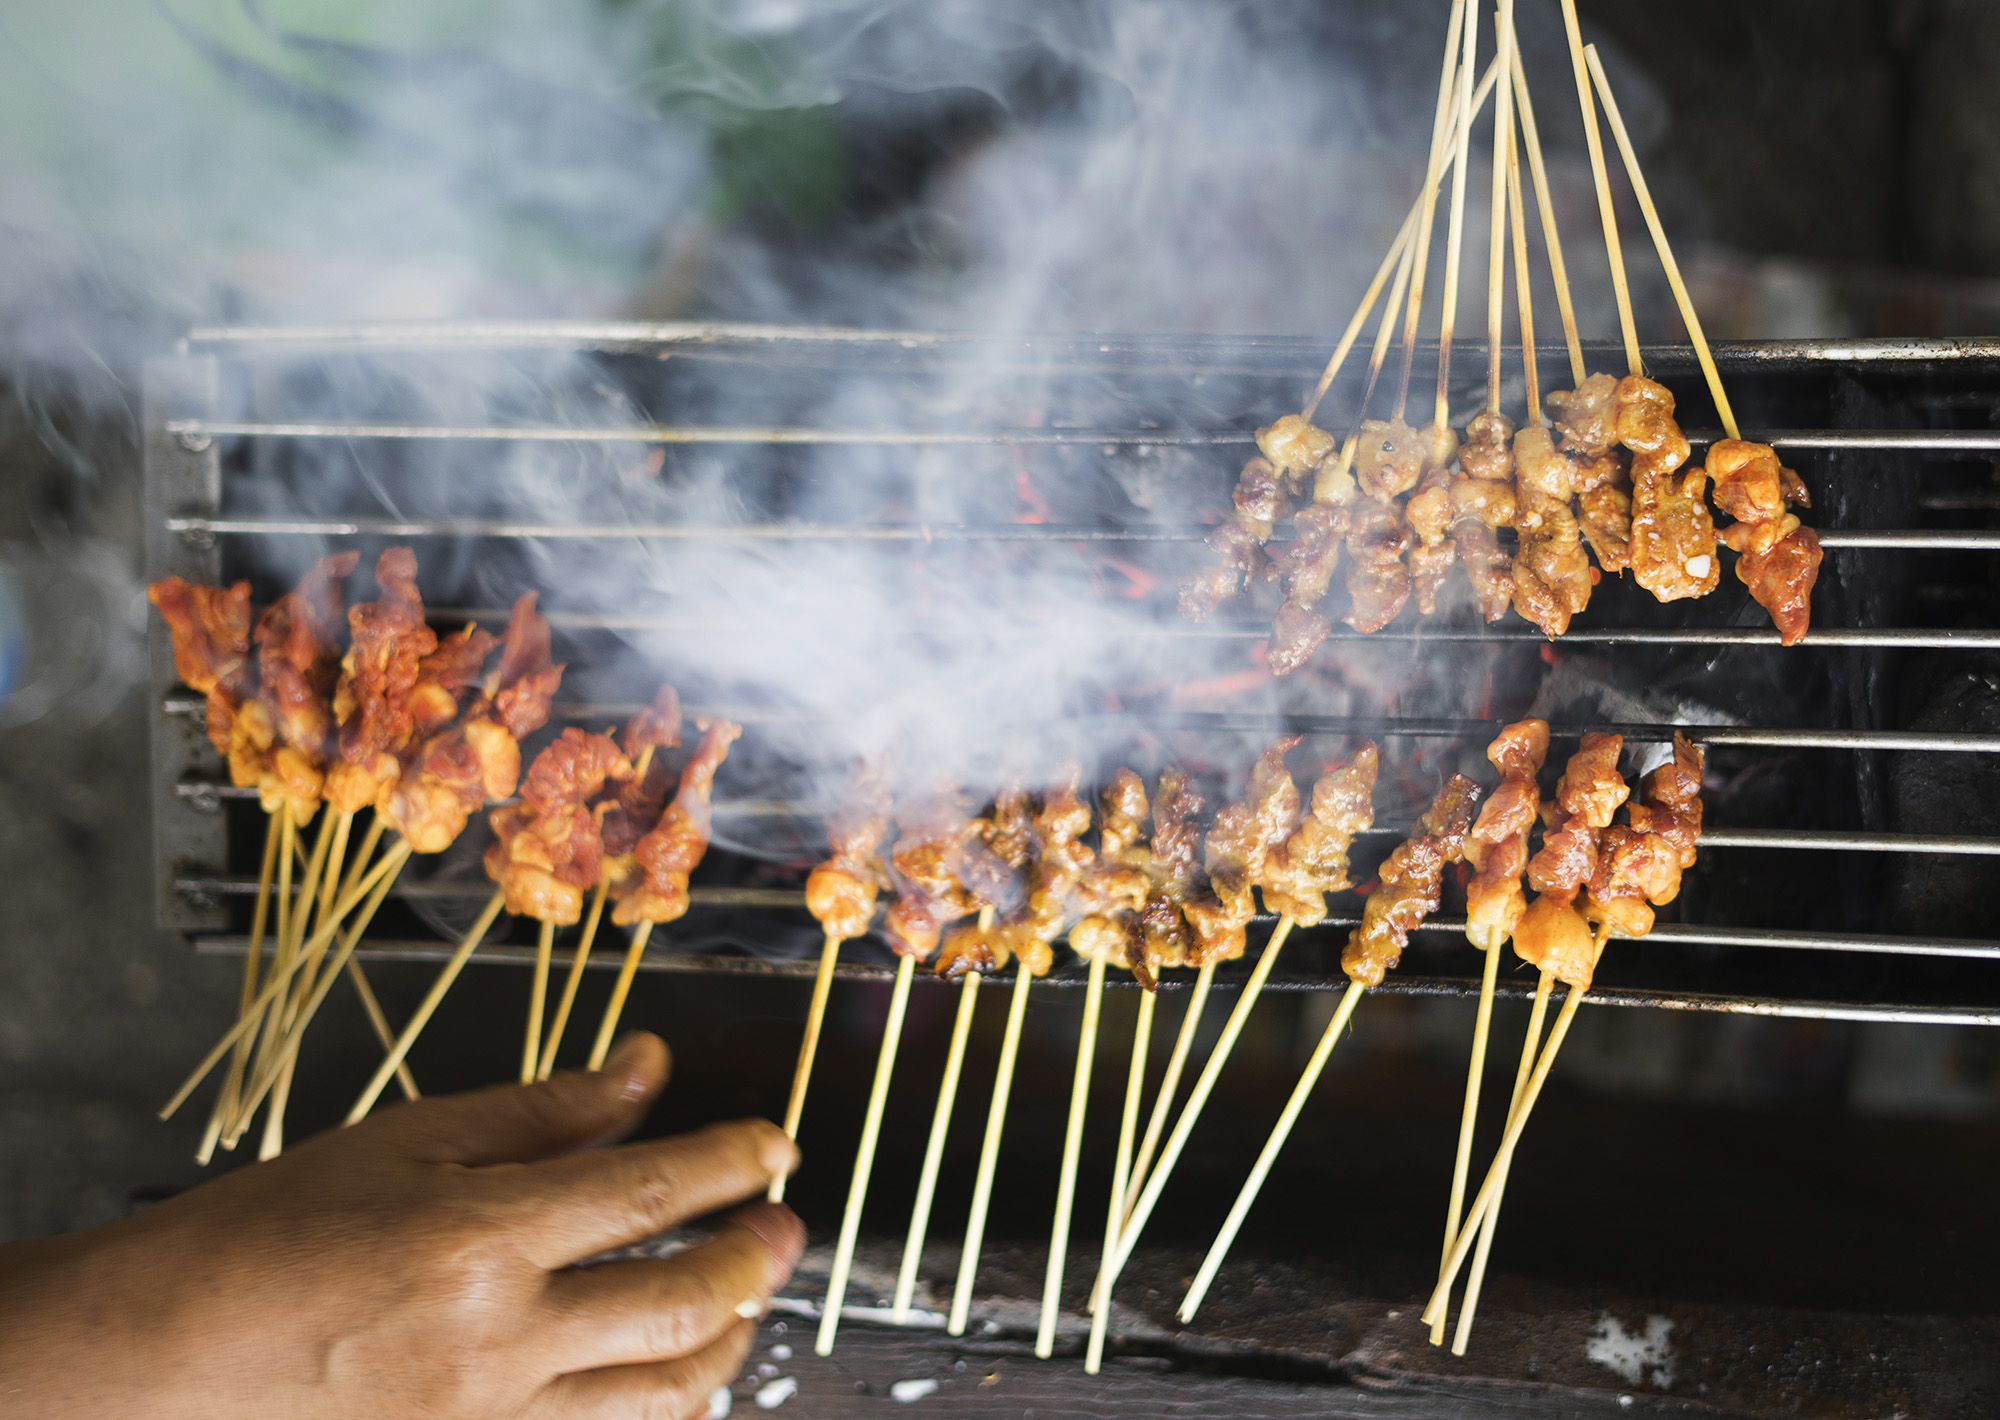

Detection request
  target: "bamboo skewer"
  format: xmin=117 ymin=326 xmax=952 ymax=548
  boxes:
xmin=1036 ymin=952 xmax=1108 ymax=1358
xmin=522 ymin=919 xmax=556 ymax=1084
xmin=160 ymin=836 xmax=410 ymax=1123
xmin=1118 ymin=960 xmax=1213 ymax=1224
xmin=344 ymin=956 xmax=419 ymax=1100
xmin=1559 ymin=0 xmax=1639 ymax=376
xmin=346 ymin=885 xmax=507 ymax=1125
xmin=1431 ymin=924 xmax=1505 ymax=1346
xmin=1302 ymin=205 xmax=1421 ymax=424
xmin=947 ymin=956 xmax=1033 ymax=1337
xmin=1430 ymin=0 xmax=1481 ymax=431
xmin=1505 ymin=67 xmax=1542 ymax=425
xmin=198 ymin=811 xmax=279 ymax=1164
xmin=892 ymin=909 xmax=994 ymax=1319
xmin=1510 ymin=46 xmax=1584 ymax=387
xmin=1083 ymin=983 xmax=1155 ymax=1373
xmin=251 ymin=813 xmax=298 ymax=1105
xmin=1585 ymin=45 xmax=1741 ymax=439
xmin=771 ymin=931 xmax=843 ymax=1204
xmin=227 ymin=851 xmax=412 ymax=1140
xmin=256 ymin=806 xmax=347 ymax=1158
xmin=1394 ymin=0 xmax=1471 ymax=421
xmin=1451 ymin=968 xmax=1554 ymax=1354
xmin=1098 ymin=919 xmax=1295 ymax=1303
xmin=1422 ymin=969 xmax=1592 ymax=1327
xmin=816 ymin=950 xmax=918 ymax=1357
xmin=1484 ymin=0 xmax=1517 ymax=415
xmin=1178 ymin=981 xmax=1366 ymax=1322
xmin=587 ymin=920 xmax=657 ymax=1071
xmin=538 ymin=882 xmax=608 ymax=1081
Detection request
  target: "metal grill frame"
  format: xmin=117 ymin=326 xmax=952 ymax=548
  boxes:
xmin=144 ymin=324 xmax=2000 ymax=1024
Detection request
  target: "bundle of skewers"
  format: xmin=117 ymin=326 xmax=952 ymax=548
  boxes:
xmin=149 ymin=547 xmax=740 ymax=1151
xmin=1183 ymin=0 xmax=1824 ymax=674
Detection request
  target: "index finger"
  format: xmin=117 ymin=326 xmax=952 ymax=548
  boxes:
xmin=501 ymin=1119 xmax=799 ymax=1267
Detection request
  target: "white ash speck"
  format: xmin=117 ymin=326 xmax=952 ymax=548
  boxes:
xmin=769 ymin=1344 xmax=793 ymax=1361
xmin=705 ymin=1385 xmax=732 ymax=1419
xmin=891 ymin=1378 xmax=940 ymax=1403
xmin=753 ymin=1376 xmax=798 ymax=1410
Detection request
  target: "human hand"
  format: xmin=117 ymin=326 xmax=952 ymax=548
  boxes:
xmin=0 ymin=1032 xmax=801 ymax=1420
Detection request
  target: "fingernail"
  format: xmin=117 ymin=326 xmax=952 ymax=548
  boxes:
xmin=733 ymin=1296 xmax=765 ymax=1319
xmin=758 ymin=1128 xmax=802 ymax=1177
xmin=728 ymin=1200 xmax=806 ymax=1295
xmin=602 ymin=1033 xmax=653 ymax=1101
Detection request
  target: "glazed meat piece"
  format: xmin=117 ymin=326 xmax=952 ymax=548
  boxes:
xmin=1617 ymin=376 xmax=1718 ymax=604
xmin=1577 ymin=480 xmax=1634 ymax=574
xmin=1453 ymin=520 xmax=1514 ymax=623
xmin=1510 ymin=425 xmax=1593 ymax=637
xmin=1182 ymin=739 xmax=1301 ymax=967
xmin=1354 ymin=418 xmax=1428 ymax=500
xmin=1099 ymin=770 xmax=1150 ymax=863
xmin=1260 ymin=743 xmax=1379 ymax=926
xmin=1458 ymin=411 xmax=1515 ymax=482
xmin=1546 ymin=372 xmax=1621 ymax=456
xmin=1450 ymin=472 xmax=1518 ymax=530
xmin=1526 ymin=732 xmax=1629 ymax=901
xmin=484 ymin=729 xmax=633 ymax=924
xmin=254 ymin=551 xmax=357 ymax=765
xmin=1341 ymin=773 xmax=1480 ymax=987
xmin=1405 ymin=465 xmax=1459 ymax=617
xmin=337 ymin=548 xmax=438 ymax=766
xmin=486 ymin=592 xmax=565 ymax=739
xmin=1464 ymin=719 xmax=1550 ymax=950
xmin=612 ymin=717 xmax=742 ymax=927
xmin=986 ymin=768 xmax=1099 ymax=979
xmin=599 ymin=685 xmax=686 ymax=876
xmin=149 ymin=576 xmax=254 ymax=710
xmin=1265 ymin=499 xmax=1352 ymax=676
xmin=1071 ymin=771 xmax=1157 ymax=978
xmin=1134 ymin=768 xmax=1203 ymax=975
xmin=881 ymin=790 xmax=980 ymax=959
xmin=1267 ymin=601 xmax=1333 ymax=679
xmin=1585 ymin=733 xmax=1707 ymax=938
xmin=1511 ymin=893 xmax=1598 ymax=990
xmin=1708 ymin=439 xmax=1821 ymax=644
xmin=805 ymin=758 xmax=894 ymax=944
xmin=1180 ymin=457 xmax=1290 ymax=619
xmin=1256 ymin=415 xmax=1339 ymax=488
xmin=1343 ymin=498 xmax=1414 ymax=633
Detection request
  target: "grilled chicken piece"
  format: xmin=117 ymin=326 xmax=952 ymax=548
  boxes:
xmin=1256 ymin=415 xmax=1339 ymax=490
xmin=1546 ymin=372 xmax=1622 ymax=456
xmin=1464 ymin=719 xmax=1550 ymax=950
xmin=1514 ymin=732 xmax=1630 ymax=989
xmin=483 ymin=729 xmax=633 ymax=925
xmin=1341 ymin=773 xmax=1480 ymax=987
xmin=1511 ymin=893 xmax=1598 ymax=990
xmin=1406 ymin=465 xmax=1458 ymax=616
xmin=1260 ymin=743 xmax=1379 ymax=926
xmin=1453 ymin=520 xmax=1514 ymax=623
xmin=1180 ymin=457 xmax=1289 ymax=619
xmin=1265 ymin=498 xmax=1352 ymax=676
xmin=1584 ymin=732 xmax=1706 ymax=939
xmin=1458 ymin=410 xmax=1515 ymax=481
xmin=611 ymin=717 xmax=741 ymax=927
xmin=1354 ymin=418 xmax=1427 ymax=500
xmin=880 ymin=789 xmax=980 ymax=959
xmin=1511 ymin=426 xmax=1593 ymax=637
xmin=1181 ymin=738 xmax=1300 ymax=966
xmin=1344 ymin=497 xmax=1414 ymax=632
xmin=1708 ymin=438 xmax=1821 ymax=644
xmin=1618 ymin=376 xmax=1719 ymax=603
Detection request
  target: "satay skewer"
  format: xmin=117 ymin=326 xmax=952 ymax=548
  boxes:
xmin=1429 ymin=0 xmax=1481 ymax=431
xmin=1559 ymin=0 xmax=1639 ymax=376
xmin=1036 ymin=950 xmax=1108 ymax=1358
xmin=161 ymin=839 xmax=413 ymax=1122
xmin=521 ymin=919 xmax=556 ymax=1084
xmin=348 ymin=885 xmax=507 ymax=1124
xmin=1504 ymin=52 xmax=1542 ymax=426
xmin=537 ymin=882 xmax=608 ymax=1081
xmin=771 ymin=930 xmax=841 ymax=1204
xmin=1096 ymin=916 xmax=1295 ymax=1298
xmin=892 ymin=907 xmax=993 ymax=1323
xmin=816 ymin=949 xmax=918 ymax=1356
xmin=1393 ymin=0 xmax=1470 ymax=421
xmin=1484 ymin=0 xmax=1517 ymax=416
xmin=1584 ymin=45 xmax=1740 ymax=440
xmin=1510 ymin=44 xmax=1584 ymax=387
xmin=199 ymin=812 xmax=280 ymax=1164
xmin=1452 ymin=965 xmax=1558 ymax=1354
xmin=587 ymin=922 xmax=655 ymax=1071
xmin=1118 ymin=961 xmax=1214 ymax=1222
xmin=1431 ymin=924 xmax=1502 ymax=1347
xmin=947 ymin=954 xmax=1033 ymax=1336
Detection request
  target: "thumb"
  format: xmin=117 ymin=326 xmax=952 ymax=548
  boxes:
xmin=367 ymin=1032 xmax=672 ymax=1167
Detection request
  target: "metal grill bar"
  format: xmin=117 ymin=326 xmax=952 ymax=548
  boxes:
xmin=161 ymin=416 xmax=2000 ymax=455
xmin=182 ymin=935 xmax=2000 ymax=1025
xmin=163 ymin=515 xmax=1999 ymax=552
xmin=155 ymin=695 xmax=2000 ymax=753
xmin=159 ymin=789 xmax=2000 ymax=856
xmin=171 ymin=876 xmax=2000 ymax=958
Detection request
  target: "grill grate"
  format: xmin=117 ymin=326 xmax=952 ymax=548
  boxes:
xmin=145 ymin=323 xmax=2000 ymax=1028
